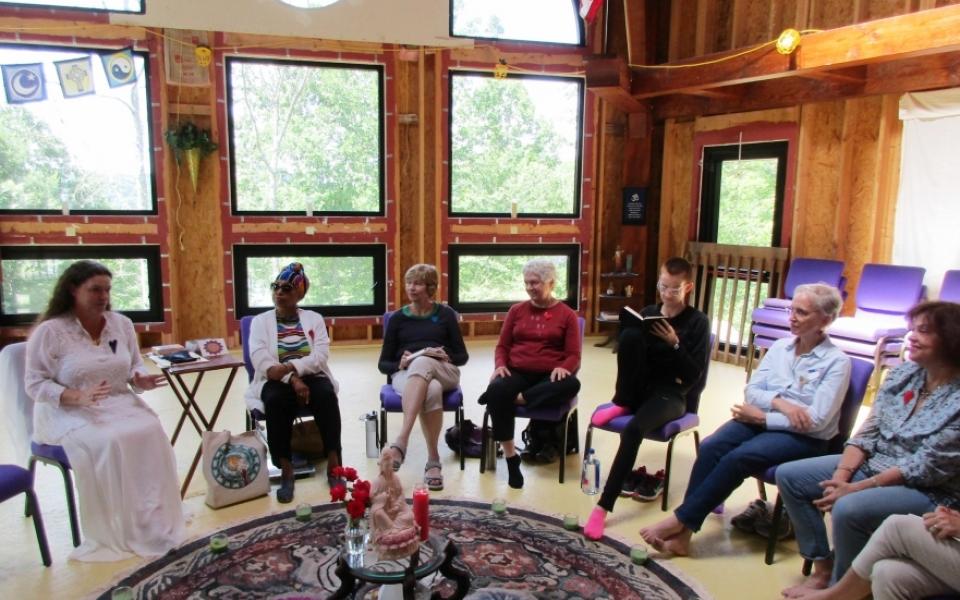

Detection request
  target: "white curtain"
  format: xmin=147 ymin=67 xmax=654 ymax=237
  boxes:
xmin=894 ymin=88 xmax=960 ymax=299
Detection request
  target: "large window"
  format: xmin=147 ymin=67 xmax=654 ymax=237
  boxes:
xmin=226 ymin=57 xmax=384 ymax=215
xmin=0 ymin=1 xmax=144 ymax=12
xmin=448 ymin=244 xmax=579 ymax=313
xmin=0 ymin=245 xmax=162 ymax=325
xmin=450 ymin=0 xmax=583 ymax=46
xmin=449 ymin=72 xmax=583 ymax=217
xmin=233 ymin=244 xmax=386 ymax=318
xmin=0 ymin=44 xmax=154 ymax=213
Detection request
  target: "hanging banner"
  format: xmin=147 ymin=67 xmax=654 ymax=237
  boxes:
xmin=55 ymin=56 xmax=95 ymax=98
xmin=101 ymin=48 xmax=137 ymax=88
xmin=2 ymin=63 xmax=46 ymax=104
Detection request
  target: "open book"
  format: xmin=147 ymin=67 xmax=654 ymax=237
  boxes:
xmin=622 ymin=305 xmax=668 ymax=325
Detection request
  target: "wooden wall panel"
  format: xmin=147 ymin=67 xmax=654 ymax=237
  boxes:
xmin=865 ymin=0 xmax=912 ymax=19
xmin=792 ymin=101 xmax=845 ymax=259
xmin=810 ymin=0 xmax=856 ymax=29
xmin=657 ymin=118 xmax=696 ymax=261
xmin=669 ymin=1 xmax=699 ymax=60
xmin=736 ymin=0 xmax=776 ymax=46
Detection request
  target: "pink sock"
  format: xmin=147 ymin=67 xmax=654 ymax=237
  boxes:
xmin=584 ymin=507 xmax=606 ymax=540
xmin=592 ymin=405 xmax=629 ymax=426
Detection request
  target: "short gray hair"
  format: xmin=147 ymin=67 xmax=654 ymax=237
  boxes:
xmin=522 ymin=259 xmax=556 ymax=285
xmin=794 ymin=283 xmax=843 ymax=321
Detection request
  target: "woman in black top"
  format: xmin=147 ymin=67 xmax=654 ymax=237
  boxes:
xmin=378 ymin=264 xmax=468 ymax=490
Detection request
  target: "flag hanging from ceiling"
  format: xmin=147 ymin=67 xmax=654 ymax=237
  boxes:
xmin=580 ymin=0 xmax=603 ymax=24
xmin=55 ymin=56 xmax=95 ymax=98
xmin=2 ymin=63 xmax=46 ymax=104
xmin=101 ymin=48 xmax=137 ymax=88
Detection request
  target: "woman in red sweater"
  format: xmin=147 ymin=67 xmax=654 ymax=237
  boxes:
xmin=478 ymin=259 xmax=582 ymax=488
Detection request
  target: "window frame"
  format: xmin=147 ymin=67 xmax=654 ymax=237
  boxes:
xmin=0 ymin=42 xmax=157 ymax=216
xmin=232 ymin=243 xmax=387 ymax=318
xmin=0 ymin=0 xmax=145 ymax=13
xmin=0 ymin=244 xmax=163 ymax=325
xmin=447 ymin=243 xmax=580 ymax=314
xmin=698 ymin=141 xmax=788 ymax=246
xmin=225 ymin=56 xmax=386 ymax=217
xmin=448 ymin=0 xmax=585 ymax=47
xmin=447 ymin=70 xmax=584 ymax=219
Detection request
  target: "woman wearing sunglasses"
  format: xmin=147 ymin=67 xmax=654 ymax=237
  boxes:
xmin=244 ymin=262 xmax=341 ymax=503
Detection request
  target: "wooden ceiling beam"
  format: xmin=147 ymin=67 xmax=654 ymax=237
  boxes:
xmin=632 ymin=3 xmax=960 ymax=99
xmin=650 ymin=50 xmax=960 ymax=120
xmin=585 ymin=57 xmax=646 ymax=112
xmin=795 ymin=66 xmax=867 ymax=85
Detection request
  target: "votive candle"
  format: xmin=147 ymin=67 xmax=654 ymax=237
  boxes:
xmin=630 ymin=544 xmax=648 ymax=565
xmin=210 ymin=533 xmax=229 ymax=554
xmin=412 ymin=483 xmax=430 ymax=541
xmin=296 ymin=503 xmax=312 ymax=522
xmin=491 ymin=498 xmax=507 ymax=515
xmin=562 ymin=513 xmax=579 ymax=531
xmin=111 ymin=586 xmax=134 ymax=600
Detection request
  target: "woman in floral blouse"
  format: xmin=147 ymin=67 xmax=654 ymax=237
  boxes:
xmin=778 ymin=301 xmax=960 ymax=598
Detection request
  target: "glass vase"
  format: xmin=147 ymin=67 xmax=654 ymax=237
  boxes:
xmin=344 ymin=517 xmax=369 ymax=568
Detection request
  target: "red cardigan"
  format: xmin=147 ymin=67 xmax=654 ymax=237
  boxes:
xmin=495 ymin=301 xmax=581 ymax=373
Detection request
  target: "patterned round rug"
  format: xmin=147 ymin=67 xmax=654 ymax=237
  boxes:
xmin=99 ymin=499 xmax=707 ymax=599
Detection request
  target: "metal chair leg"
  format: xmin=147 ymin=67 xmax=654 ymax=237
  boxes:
xmin=479 ymin=409 xmax=491 ymax=474
xmin=378 ymin=405 xmax=388 ymax=452
xmin=25 ymin=489 xmax=52 ymax=567
xmin=757 ymin=478 xmax=768 ymax=501
xmin=662 ymin=436 xmax=676 ymax=512
xmin=457 ymin=406 xmax=465 ymax=471
xmin=59 ymin=463 xmax=81 ymax=547
xmin=764 ymin=494 xmax=784 ymax=565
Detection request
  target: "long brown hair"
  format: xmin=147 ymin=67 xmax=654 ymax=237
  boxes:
xmin=39 ymin=260 xmax=112 ymax=323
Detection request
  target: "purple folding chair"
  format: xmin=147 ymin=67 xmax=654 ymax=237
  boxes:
xmin=939 ymin=270 xmax=960 ymax=302
xmin=1 ymin=464 xmax=51 ymax=566
xmin=1 ymin=342 xmax=81 ymax=549
xmin=754 ymin=358 xmax=874 ymax=568
xmin=827 ymin=264 xmax=925 ymax=388
xmin=379 ymin=310 xmax=466 ymax=471
xmin=583 ymin=333 xmax=715 ymax=510
xmin=479 ymin=318 xmax=585 ymax=484
xmin=747 ymin=258 xmax=846 ymax=375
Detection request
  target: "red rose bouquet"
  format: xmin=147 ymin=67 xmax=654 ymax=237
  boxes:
xmin=329 ymin=466 xmax=371 ymax=526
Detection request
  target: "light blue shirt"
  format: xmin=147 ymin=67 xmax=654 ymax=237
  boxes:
xmin=745 ymin=336 xmax=852 ymax=440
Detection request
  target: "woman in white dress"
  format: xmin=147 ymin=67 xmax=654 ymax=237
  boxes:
xmin=25 ymin=260 xmax=185 ymax=561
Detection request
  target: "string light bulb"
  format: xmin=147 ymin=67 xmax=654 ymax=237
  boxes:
xmin=493 ymin=59 xmax=508 ymax=80
xmin=776 ymin=28 xmax=801 ymax=55
xmin=194 ymin=45 xmax=213 ymax=67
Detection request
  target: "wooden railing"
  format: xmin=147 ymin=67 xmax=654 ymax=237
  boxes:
xmin=685 ymin=242 xmax=789 ymax=366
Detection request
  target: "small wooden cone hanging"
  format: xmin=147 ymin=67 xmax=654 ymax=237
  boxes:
xmin=184 ymin=148 xmax=201 ymax=193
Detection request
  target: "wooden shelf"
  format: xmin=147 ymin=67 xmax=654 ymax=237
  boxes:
xmin=169 ymin=103 xmax=213 ymax=116
xmin=600 ymin=272 xmax=640 ymax=278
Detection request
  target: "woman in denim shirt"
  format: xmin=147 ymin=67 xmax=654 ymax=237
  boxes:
xmin=779 ymin=301 xmax=960 ymax=598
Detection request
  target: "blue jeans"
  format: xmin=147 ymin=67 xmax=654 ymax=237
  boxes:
xmin=776 ymin=454 xmax=936 ymax=583
xmin=674 ymin=420 xmax=827 ymax=531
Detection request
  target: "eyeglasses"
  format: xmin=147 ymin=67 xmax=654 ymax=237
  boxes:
xmin=656 ymin=283 xmax=684 ymax=296
xmin=270 ymin=283 xmax=295 ymax=293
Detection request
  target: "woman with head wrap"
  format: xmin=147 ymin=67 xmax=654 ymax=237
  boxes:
xmin=244 ymin=262 xmax=341 ymax=503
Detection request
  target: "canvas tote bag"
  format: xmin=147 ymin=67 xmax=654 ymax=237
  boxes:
xmin=202 ymin=429 xmax=270 ymax=508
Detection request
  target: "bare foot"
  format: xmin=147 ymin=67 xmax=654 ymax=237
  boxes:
xmin=640 ymin=514 xmax=686 ymax=543
xmin=659 ymin=529 xmax=692 ymax=556
xmin=781 ymin=572 xmax=831 ymax=598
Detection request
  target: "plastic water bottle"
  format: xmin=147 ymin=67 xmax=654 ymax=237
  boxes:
xmin=581 ymin=448 xmax=600 ymax=495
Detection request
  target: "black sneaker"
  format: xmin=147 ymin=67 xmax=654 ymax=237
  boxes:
xmin=731 ymin=499 xmax=770 ymax=534
xmin=620 ymin=466 xmax=648 ymax=497
xmin=755 ymin=510 xmax=794 ymax=540
xmin=633 ymin=469 xmax=665 ymax=501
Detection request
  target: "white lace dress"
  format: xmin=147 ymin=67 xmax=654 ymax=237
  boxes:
xmin=25 ymin=312 xmax=185 ymax=561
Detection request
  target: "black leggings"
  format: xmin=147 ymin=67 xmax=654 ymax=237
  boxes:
xmin=479 ymin=368 xmax=581 ymax=441
xmin=599 ymin=325 xmax=687 ymax=512
xmin=262 ymin=375 xmax=341 ymax=469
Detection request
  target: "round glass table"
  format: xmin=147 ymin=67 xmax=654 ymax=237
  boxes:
xmin=330 ymin=534 xmax=470 ymax=599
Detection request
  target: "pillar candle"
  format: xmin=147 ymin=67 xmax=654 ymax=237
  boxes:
xmin=412 ymin=483 xmax=430 ymax=541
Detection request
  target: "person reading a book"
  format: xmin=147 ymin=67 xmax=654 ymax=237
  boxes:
xmin=478 ymin=258 xmax=582 ymax=489
xmin=25 ymin=260 xmax=185 ymax=560
xmin=244 ymin=262 xmax=341 ymax=503
xmin=379 ymin=264 xmax=468 ymax=491
xmin=583 ymin=256 xmax=710 ymax=539
xmin=639 ymin=283 xmax=850 ymax=557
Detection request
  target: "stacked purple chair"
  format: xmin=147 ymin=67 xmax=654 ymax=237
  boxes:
xmin=583 ymin=333 xmax=715 ymax=511
xmin=1 ymin=342 xmax=81 ymax=549
xmin=1 ymin=464 xmax=51 ymax=566
xmin=825 ymin=264 xmax=925 ymax=387
xmin=939 ymin=270 xmax=960 ymax=302
xmin=479 ymin=318 xmax=585 ymax=484
xmin=379 ymin=310 xmax=466 ymax=471
xmin=747 ymin=258 xmax=845 ymax=375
